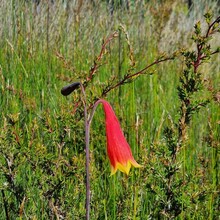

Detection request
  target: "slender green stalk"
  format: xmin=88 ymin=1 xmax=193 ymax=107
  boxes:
xmin=61 ymin=82 xmax=94 ymax=219
xmin=1 ymin=190 xmax=9 ymax=220
xmin=80 ymin=88 xmax=104 ymax=220
xmin=80 ymin=83 xmax=90 ymax=220
xmin=6 ymin=39 xmax=28 ymax=78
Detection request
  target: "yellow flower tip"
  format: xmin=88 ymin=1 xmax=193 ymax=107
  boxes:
xmin=110 ymin=166 xmax=117 ymax=176
xmin=110 ymin=160 xmax=142 ymax=176
xmin=130 ymin=159 xmax=142 ymax=168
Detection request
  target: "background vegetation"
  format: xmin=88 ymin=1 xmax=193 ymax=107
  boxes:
xmin=0 ymin=0 xmax=219 ymax=219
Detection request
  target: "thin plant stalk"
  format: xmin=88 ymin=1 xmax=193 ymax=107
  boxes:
xmin=80 ymin=85 xmax=103 ymax=220
xmin=62 ymin=82 xmax=103 ymax=220
xmin=80 ymin=83 xmax=90 ymax=220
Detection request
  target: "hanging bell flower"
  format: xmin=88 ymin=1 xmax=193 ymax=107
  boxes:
xmin=99 ymin=99 xmax=141 ymax=175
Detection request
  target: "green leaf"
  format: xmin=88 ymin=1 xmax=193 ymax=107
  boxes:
xmin=204 ymin=11 xmax=213 ymax=25
xmin=194 ymin=21 xmax=201 ymax=35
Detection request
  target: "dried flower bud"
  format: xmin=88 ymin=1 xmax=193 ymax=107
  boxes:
xmin=61 ymin=82 xmax=80 ymax=96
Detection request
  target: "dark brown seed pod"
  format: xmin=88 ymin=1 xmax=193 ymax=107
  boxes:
xmin=61 ymin=82 xmax=80 ymax=96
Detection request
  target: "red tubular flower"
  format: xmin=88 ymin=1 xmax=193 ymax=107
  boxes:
xmin=99 ymin=99 xmax=141 ymax=175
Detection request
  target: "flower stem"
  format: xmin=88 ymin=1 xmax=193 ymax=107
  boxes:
xmin=80 ymin=83 xmax=90 ymax=220
xmin=88 ymin=100 xmax=102 ymax=127
xmin=61 ymin=83 xmax=102 ymax=220
xmin=80 ymin=88 xmax=104 ymax=220
xmin=85 ymin=118 xmax=90 ymax=220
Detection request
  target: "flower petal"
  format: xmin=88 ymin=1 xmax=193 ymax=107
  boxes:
xmin=99 ymin=99 xmax=141 ymax=175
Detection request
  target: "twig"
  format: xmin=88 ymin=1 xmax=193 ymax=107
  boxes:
xmin=194 ymin=16 xmax=220 ymax=73
xmin=102 ymin=56 xmax=174 ymax=96
xmin=205 ymin=16 xmax=220 ymax=38
xmin=87 ymin=31 xmax=118 ymax=81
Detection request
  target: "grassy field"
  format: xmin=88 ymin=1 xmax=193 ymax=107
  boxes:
xmin=0 ymin=0 xmax=220 ymax=219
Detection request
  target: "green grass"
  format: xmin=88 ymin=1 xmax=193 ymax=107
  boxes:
xmin=0 ymin=0 xmax=219 ymax=219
